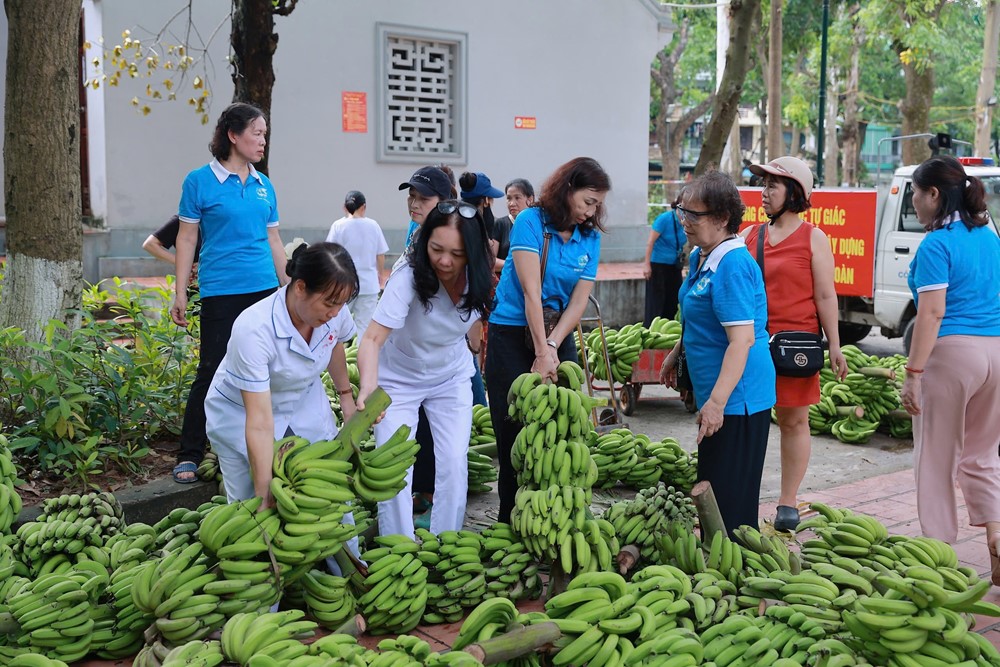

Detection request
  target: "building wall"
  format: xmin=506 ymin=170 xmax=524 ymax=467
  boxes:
xmin=3 ymin=0 xmax=672 ymax=278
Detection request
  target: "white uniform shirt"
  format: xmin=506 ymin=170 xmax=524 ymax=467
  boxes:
xmin=325 ymin=216 xmax=389 ymax=296
xmin=206 ymin=286 xmax=356 ymax=444
xmin=373 ymin=262 xmax=478 ymax=386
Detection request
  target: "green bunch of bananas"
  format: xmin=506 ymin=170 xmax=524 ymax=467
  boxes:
xmin=131 ymin=641 xmax=169 ymax=667
xmin=479 ymin=522 xmax=543 ymax=602
xmin=452 ymin=596 xmax=519 ymax=651
xmin=731 ymin=524 xmax=802 ymax=576
xmin=414 ymin=529 xmax=485 ymax=624
xmin=219 ymin=609 xmax=318 ymax=665
xmin=512 ymin=429 xmax=598 ymax=490
xmin=588 ymin=429 xmax=640 ymax=488
xmin=102 ymin=523 xmax=157 ymax=571
xmin=509 ymin=485 xmax=590 ymax=561
xmin=95 ymin=559 xmax=155 ymax=659
xmin=603 ymin=482 xmax=696 ymax=563
xmin=159 ymin=639 xmax=225 ymax=667
xmin=622 ymin=436 xmax=662 ymax=489
xmin=308 ymin=633 xmax=368 ymax=665
xmin=586 ymin=324 xmax=644 ymax=384
xmin=467 ymin=448 xmax=497 ymax=494
xmin=553 ymin=518 xmax=618 ymax=575
xmin=151 ymin=507 xmax=205 ymax=554
xmin=678 ymin=572 xmax=742 ymax=632
xmin=0 ymin=434 xmax=22 ymax=535
xmin=351 ymin=426 xmax=420 ymax=503
xmin=645 ymin=437 xmax=699 ymax=493
xmin=376 ymin=634 xmax=485 ymax=666
xmin=4 ymin=563 xmax=108 ymax=663
xmin=13 ymin=517 xmax=111 ymax=578
xmin=300 ymin=568 xmax=356 ymax=630
xmin=469 ymin=404 xmax=496 ymax=446
xmin=3 ymin=654 xmax=71 ymax=667
xmin=358 ymin=535 xmax=429 ymax=634
xmin=739 ymin=570 xmax=848 ymax=631
xmin=39 ymin=491 xmax=124 ymax=529
xmin=195 ymin=450 xmax=223 ymax=484
xmin=645 ymin=316 xmax=682 ymax=349
xmin=506 ymin=371 xmax=600 ymax=437
xmin=798 ymin=508 xmax=892 ymax=563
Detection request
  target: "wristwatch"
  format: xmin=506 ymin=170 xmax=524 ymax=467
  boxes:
xmin=545 ymin=339 xmax=558 ymax=349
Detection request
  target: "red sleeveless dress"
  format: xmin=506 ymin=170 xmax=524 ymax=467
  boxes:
xmin=745 ymin=222 xmax=821 ymax=407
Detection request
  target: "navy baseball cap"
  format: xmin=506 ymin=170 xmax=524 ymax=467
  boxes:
xmin=460 ymin=172 xmax=504 ymax=200
xmin=399 ymin=167 xmax=452 ymax=199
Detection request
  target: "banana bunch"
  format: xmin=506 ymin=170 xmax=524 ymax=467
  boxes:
xmin=152 ymin=506 xmax=205 ymax=553
xmin=308 ymin=633 xmax=369 ymax=666
xmin=5 ymin=654 xmax=71 ymax=667
xmin=479 ymin=522 xmax=543 ymax=602
xmin=358 ymin=535 xmax=429 ymax=634
xmin=554 ymin=519 xmax=619 ymax=575
xmin=603 ymin=482 xmax=696 ymax=563
xmin=453 ymin=596 xmax=519 ymax=651
xmin=414 ymin=529 xmax=485 ymax=624
xmin=300 ymin=568 xmax=356 ymax=629
xmin=798 ymin=510 xmax=891 ymax=564
xmin=622 ymin=435 xmax=663 ymax=489
xmin=886 ymin=410 xmax=913 ymax=439
xmin=469 ymin=403 xmax=496 ymax=446
xmin=506 ymin=372 xmax=600 ymax=437
xmin=97 ymin=560 xmax=156 ymax=658
xmin=732 ymin=524 xmax=803 ymax=576
xmin=351 ymin=426 xmax=420 ymax=503
xmin=623 ymin=626 xmax=704 ymax=666
xmin=103 ymin=524 xmax=157 ymax=571
xmin=555 ymin=359 xmax=588 ymax=391
xmin=0 ymin=433 xmax=22 ymax=535
xmin=195 ymin=450 xmax=223 ymax=483
xmin=374 ymin=635 xmax=486 ymax=666
xmin=645 ymin=437 xmax=699 ymax=493
xmin=509 ymin=485 xmax=590 ymax=560
xmin=645 ymin=316 xmax=682 ymax=350
xmin=13 ymin=517 xmax=109 ymax=577
xmin=739 ymin=570 xmax=848 ymax=631
xmin=4 ymin=564 xmax=108 ymax=663
xmin=588 ymin=428 xmax=640 ymax=488
xmin=586 ymin=324 xmax=644 ymax=383
xmin=219 ymin=609 xmax=318 ymax=665
xmin=39 ymin=490 xmax=124 ymax=531
xmin=159 ymin=639 xmax=225 ymax=667
xmin=467 ymin=448 xmax=497 ymax=494
xmin=512 ymin=428 xmax=598 ymax=489
xmin=270 ymin=436 xmax=360 ymax=576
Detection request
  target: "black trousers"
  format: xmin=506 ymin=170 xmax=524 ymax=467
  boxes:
xmin=485 ymin=323 xmax=577 ymax=523
xmin=696 ymin=408 xmax=771 ymax=537
xmin=177 ymin=288 xmax=276 ymax=465
xmin=644 ymin=262 xmax=683 ymax=327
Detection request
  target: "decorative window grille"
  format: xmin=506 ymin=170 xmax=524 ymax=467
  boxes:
xmin=376 ymin=25 xmax=467 ymax=163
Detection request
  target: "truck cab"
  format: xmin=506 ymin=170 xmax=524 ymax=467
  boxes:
xmin=838 ymin=159 xmax=1000 ymax=350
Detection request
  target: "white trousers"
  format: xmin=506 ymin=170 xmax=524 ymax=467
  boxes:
xmin=375 ymin=373 xmax=472 ymax=538
xmin=350 ymin=293 xmax=379 ymax=340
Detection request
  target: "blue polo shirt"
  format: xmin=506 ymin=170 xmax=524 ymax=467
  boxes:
xmin=651 ymin=210 xmax=686 ymax=264
xmin=680 ymin=238 xmax=775 ymax=413
xmin=908 ymin=217 xmax=1000 ymax=337
xmin=178 ymin=160 xmax=280 ymax=297
xmin=404 ymin=220 xmax=419 ymax=248
xmin=490 ymin=207 xmax=601 ymax=326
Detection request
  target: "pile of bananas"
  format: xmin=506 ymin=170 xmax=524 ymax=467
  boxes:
xmin=195 ymin=450 xmax=223 ymax=484
xmin=644 ymin=316 xmax=682 ymax=350
xmin=512 ymin=427 xmax=598 ymax=489
xmin=219 ymin=609 xmax=318 ymax=665
xmin=588 ymin=429 xmax=641 ymax=488
xmin=587 ymin=429 xmax=699 ymax=492
xmin=506 ymin=369 xmax=600 ymax=437
xmin=603 ymin=482 xmax=697 ymax=562
xmin=415 ymin=529 xmax=486 ymax=624
xmin=152 ymin=504 xmax=212 ymax=553
xmin=467 ymin=404 xmax=498 ymax=492
xmin=510 ymin=485 xmax=589 ymax=559
xmin=373 ymin=635 xmax=485 ymax=667
xmin=469 ymin=404 xmax=495 ymax=447
xmin=97 ymin=559 xmax=156 ymax=658
xmin=299 ymin=568 xmax=356 ymax=629
xmin=0 ymin=434 xmax=22 ymax=534
xmin=583 ymin=318 xmax=680 ymax=384
xmin=479 ymin=522 xmax=543 ymax=601
xmin=358 ymin=535 xmax=429 ymax=634
xmin=732 ymin=524 xmax=803 ymax=576
xmin=452 ymin=596 xmax=519 ymax=650
xmin=351 ymin=425 xmax=420 ymax=503
xmin=3 ymin=563 xmax=108 ymax=663
xmin=4 ymin=654 xmax=72 ymax=667
xmin=467 ymin=448 xmax=497 ymax=494
xmin=645 ymin=436 xmax=699 ymax=493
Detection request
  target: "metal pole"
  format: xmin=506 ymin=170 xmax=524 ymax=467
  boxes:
xmin=816 ymin=0 xmax=830 ymax=186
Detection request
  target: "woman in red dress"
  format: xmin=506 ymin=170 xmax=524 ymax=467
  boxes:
xmin=745 ymin=157 xmax=848 ymax=532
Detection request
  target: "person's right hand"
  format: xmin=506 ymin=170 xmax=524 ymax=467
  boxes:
xmin=170 ymin=293 xmax=188 ymax=327
xmin=354 ymin=386 xmax=386 ymax=423
xmin=643 ymin=262 xmax=652 ymax=280
xmin=659 ymin=348 xmax=679 ymax=388
xmin=531 ymin=348 xmax=559 ymax=382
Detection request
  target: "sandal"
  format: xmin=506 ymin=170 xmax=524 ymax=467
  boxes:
xmin=774 ymin=505 xmax=801 ymax=533
xmin=172 ymin=461 xmax=198 ymax=484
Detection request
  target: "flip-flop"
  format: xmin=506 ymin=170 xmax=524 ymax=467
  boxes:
xmin=172 ymin=461 xmax=198 ymax=484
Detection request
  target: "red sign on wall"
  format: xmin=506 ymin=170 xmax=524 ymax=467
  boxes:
xmin=738 ymin=188 xmax=878 ymax=298
xmin=514 ymin=116 xmax=536 ymax=130
xmin=342 ymin=92 xmax=367 ymax=133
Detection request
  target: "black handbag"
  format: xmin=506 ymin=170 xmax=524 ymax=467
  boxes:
xmin=755 ymin=225 xmax=825 ymax=378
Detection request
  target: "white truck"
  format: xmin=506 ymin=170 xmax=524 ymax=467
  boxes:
xmin=739 ymin=156 xmax=1000 ymax=353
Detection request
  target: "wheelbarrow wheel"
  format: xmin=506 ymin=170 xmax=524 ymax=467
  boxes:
xmin=620 ymin=384 xmax=637 ymax=416
xmin=598 ymin=408 xmax=617 ymax=427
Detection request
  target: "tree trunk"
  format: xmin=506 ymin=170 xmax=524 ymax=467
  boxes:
xmin=230 ymin=0 xmax=280 ymax=175
xmin=974 ymin=0 xmax=1000 ymax=157
xmin=898 ymin=61 xmax=934 ymax=166
xmin=790 ymin=126 xmax=801 ymax=157
xmin=652 ymin=19 xmax=694 ymax=182
xmin=823 ymin=67 xmax=839 ymax=186
xmin=1 ymin=0 xmax=83 ymax=340
xmin=841 ymin=5 xmax=863 ymax=186
xmin=695 ymin=0 xmax=762 ymax=175
xmin=664 ymin=97 xmax=715 ymax=181
xmin=766 ymin=0 xmax=784 ymax=159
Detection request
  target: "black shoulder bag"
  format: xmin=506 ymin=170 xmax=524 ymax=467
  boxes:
xmin=755 ymin=225 xmax=825 ymax=377
xmin=524 ymin=230 xmax=563 ymax=353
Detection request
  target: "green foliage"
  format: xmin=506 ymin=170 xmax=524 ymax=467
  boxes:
xmin=0 ymin=279 xmax=199 ymax=489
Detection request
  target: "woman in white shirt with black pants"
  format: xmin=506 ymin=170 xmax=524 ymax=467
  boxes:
xmin=356 ymin=201 xmax=494 ymax=538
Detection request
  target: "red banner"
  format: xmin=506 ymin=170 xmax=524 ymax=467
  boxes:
xmin=738 ymin=188 xmax=877 ymax=298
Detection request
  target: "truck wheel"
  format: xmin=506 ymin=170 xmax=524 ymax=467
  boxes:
xmin=838 ymin=322 xmax=872 ymax=345
xmin=903 ymin=319 xmax=914 ymax=356
xmin=620 ymin=384 xmax=637 ymax=416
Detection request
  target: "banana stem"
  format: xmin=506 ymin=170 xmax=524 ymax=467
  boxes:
xmin=887 ymin=409 xmax=912 ymax=421
xmin=858 ymin=366 xmax=896 ymax=380
xmin=834 ymin=405 xmax=865 ymax=418
xmin=333 ymin=614 xmax=366 ymax=637
xmin=342 ymin=387 xmax=392 ymax=450
xmin=469 ymin=442 xmax=498 ymax=458
xmin=691 ymin=481 xmax=727 ymax=541
xmin=461 ymin=621 xmax=562 ymax=664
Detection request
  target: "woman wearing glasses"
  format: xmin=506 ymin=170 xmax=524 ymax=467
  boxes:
xmin=659 ymin=171 xmax=775 ymax=535
xmin=356 ymin=200 xmax=493 ymax=538
xmin=486 ymin=157 xmax=611 ymax=523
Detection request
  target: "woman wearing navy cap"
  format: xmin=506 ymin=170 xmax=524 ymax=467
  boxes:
xmin=486 ymin=157 xmax=611 ymax=522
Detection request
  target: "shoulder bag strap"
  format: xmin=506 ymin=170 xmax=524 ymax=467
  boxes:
xmin=672 ymin=211 xmax=682 ymax=264
xmin=755 ymin=223 xmax=770 ymax=334
xmin=539 ymin=230 xmax=553 ymax=305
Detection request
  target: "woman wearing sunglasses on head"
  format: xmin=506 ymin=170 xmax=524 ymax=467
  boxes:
xmin=486 ymin=157 xmax=611 ymax=523
xmin=356 ymin=200 xmax=494 ymax=538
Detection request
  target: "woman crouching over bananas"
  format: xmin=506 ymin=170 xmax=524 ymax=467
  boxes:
xmin=485 ymin=157 xmax=611 ymax=524
xmin=205 ymin=242 xmax=362 ymax=571
xmin=356 ymin=200 xmax=494 ymax=538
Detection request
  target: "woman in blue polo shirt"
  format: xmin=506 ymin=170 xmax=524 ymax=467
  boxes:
xmin=643 ymin=197 xmax=686 ymax=326
xmin=899 ymin=156 xmax=1000 ymax=582
xmin=169 ymin=103 xmax=290 ymax=484
xmin=658 ymin=171 xmax=775 ymax=535
xmin=486 ymin=156 xmax=611 ymax=522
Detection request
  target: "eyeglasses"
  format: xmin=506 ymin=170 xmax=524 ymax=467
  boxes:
xmin=437 ymin=201 xmax=478 ymax=219
xmin=674 ymin=204 xmax=716 ymax=223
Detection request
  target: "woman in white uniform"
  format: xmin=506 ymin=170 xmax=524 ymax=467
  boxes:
xmin=206 ymin=242 xmax=360 ymax=504
xmin=357 ymin=201 xmax=494 ymax=538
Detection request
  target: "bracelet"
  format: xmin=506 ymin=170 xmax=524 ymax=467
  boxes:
xmin=904 ymin=366 xmax=924 ymax=374
xmin=545 ymin=339 xmax=558 ymax=349
xmin=338 ymin=388 xmax=354 ymax=396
